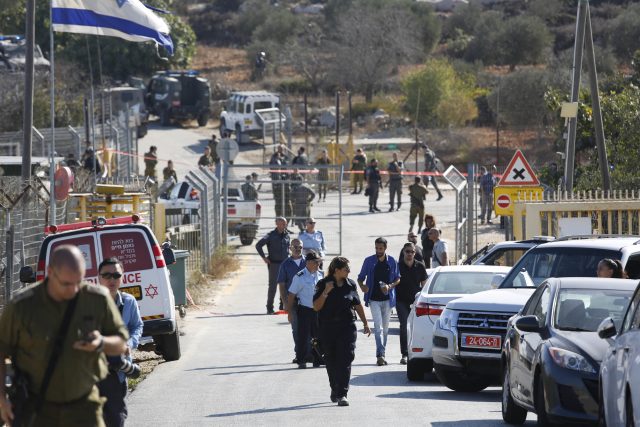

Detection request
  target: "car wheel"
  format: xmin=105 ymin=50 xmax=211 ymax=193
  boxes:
xmin=407 ymin=358 xmax=432 ymax=381
xmin=502 ymin=366 xmax=527 ymax=424
xmin=627 ymin=390 xmax=635 ymax=427
xmin=158 ymin=323 xmax=181 ymax=362
xmin=160 ymin=109 xmax=171 ymax=126
xmin=434 ymin=364 xmax=491 ymax=392
xmin=235 ymin=124 xmax=243 ymax=144
xmin=535 ymin=374 xmax=556 ymax=426
xmin=197 ymin=112 xmax=209 ymax=127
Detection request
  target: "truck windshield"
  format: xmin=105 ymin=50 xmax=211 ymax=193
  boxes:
xmin=499 ymin=247 xmax=621 ymax=288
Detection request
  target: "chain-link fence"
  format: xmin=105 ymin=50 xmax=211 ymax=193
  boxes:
xmin=0 ymin=177 xmax=65 ymax=311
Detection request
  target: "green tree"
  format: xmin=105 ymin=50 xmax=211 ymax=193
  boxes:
xmin=402 ymin=59 xmax=478 ymax=127
xmin=607 ymin=4 xmax=640 ymax=62
xmin=330 ymin=0 xmax=422 ymax=103
xmin=464 ymin=11 xmax=505 ymax=64
xmin=0 ymin=0 xmax=196 ymax=80
xmin=497 ymin=15 xmax=553 ymax=70
xmin=488 ymin=69 xmax=551 ymax=128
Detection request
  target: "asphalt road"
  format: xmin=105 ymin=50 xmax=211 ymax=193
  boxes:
xmin=127 ymin=125 xmax=535 ymax=426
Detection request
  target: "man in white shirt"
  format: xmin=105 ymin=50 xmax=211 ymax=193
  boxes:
xmin=428 ymin=228 xmax=449 ymax=267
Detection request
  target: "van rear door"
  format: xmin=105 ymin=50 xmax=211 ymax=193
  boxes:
xmin=97 ymin=228 xmax=174 ymax=322
xmin=44 ymin=233 xmax=100 ymax=283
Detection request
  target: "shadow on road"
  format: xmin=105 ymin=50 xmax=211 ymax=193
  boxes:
xmin=185 ymin=363 xmax=290 ymax=372
xmin=209 ymin=366 xmax=309 ymax=376
xmin=350 ymin=370 xmax=439 ymax=387
xmin=207 ymin=402 xmax=334 ymax=418
xmin=377 ymin=389 xmax=501 ymax=403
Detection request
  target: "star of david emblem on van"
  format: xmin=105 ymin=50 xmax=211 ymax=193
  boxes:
xmin=116 ymin=0 xmax=127 ymax=8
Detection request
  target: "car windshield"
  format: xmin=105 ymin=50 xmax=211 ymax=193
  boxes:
xmin=429 ymin=272 xmax=499 ymax=294
xmin=477 ymin=247 xmax=528 ymax=267
xmin=500 ymin=247 xmax=621 ymax=288
xmin=554 ymin=289 xmax=631 ymax=332
xmin=254 ymin=101 xmax=273 ymax=110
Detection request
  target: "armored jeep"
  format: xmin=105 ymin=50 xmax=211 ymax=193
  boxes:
xmin=146 ymin=71 xmax=211 ymax=127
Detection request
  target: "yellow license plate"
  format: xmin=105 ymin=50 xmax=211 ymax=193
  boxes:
xmin=120 ymin=285 xmax=142 ymax=301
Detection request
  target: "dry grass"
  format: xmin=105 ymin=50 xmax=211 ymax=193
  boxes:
xmin=128 ymin=349 xmax=163 ymax=391
xmin=187 ymin=245 xmax=240 ymax=305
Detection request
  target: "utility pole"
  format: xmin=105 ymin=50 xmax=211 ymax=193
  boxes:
xmin=564 ymin=0 xmax=611 ymax=192
xmin=564 ymin=0 xmax=587 ymax=193
xmin=21 ymin=0 xmax=36 ymax=183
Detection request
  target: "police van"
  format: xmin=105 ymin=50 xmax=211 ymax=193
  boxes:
xmin=21 ymin=215 xmax=181 ymax=361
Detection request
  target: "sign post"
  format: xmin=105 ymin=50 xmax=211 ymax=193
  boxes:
xmin=494 ymin=150 xmax=543 ymax=219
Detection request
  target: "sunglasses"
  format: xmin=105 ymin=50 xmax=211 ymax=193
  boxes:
xmin=292 ymin=245 xmax=303 ymax=249
xmin=404 ymin=250 xmax=416 ymax=254
xmin=100 ymin=272 xmax=122 ymax=280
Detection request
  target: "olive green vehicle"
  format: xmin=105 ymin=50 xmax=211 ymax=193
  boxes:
xmin=145 ymin=71 xmax=211 ymax=127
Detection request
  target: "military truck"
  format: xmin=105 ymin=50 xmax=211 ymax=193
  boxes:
xmin=0 ymin=35 xmax=50 ymax=72
xmin=103 ymin=86 xmax=149 ymax=138
xmin=146 ymin=71 xmax=211 ymax=127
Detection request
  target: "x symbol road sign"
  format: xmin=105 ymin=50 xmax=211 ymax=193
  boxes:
xmin=513 ymin=168 xmax=526 ymax=180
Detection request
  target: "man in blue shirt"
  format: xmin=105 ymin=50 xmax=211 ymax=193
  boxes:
xmin=277 ymin=238 xmax=307 ymax=362
xmin=288 ymin=251 xmax=324 ymax=369
xmin=97 ymin=257 xmax=144 ymax=427
xmin=357 ymin=237 xmax=400 ymax=366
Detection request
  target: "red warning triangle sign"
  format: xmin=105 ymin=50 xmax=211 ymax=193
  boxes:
xmin=498 ymin=150 xmax=540 ymax=186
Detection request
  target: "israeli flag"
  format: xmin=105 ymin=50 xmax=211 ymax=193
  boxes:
xmin=52 ymin=0 xmax=173 ymax=55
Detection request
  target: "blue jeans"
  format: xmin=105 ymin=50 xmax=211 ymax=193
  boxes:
xmin=369 ymin=300 xmax=391 ymax=357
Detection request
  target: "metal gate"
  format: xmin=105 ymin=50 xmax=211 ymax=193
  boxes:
xmin=225 ymin=163 xmax=344 ymax=256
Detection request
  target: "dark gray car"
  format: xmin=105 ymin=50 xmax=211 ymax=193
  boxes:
xmin=501 ymin=277 xmax=637 ymax=425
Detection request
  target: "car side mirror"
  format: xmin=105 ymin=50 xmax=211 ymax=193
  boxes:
xmin=490 ymin=273 xmax=506 ymax=289
xmin=19 ymin=266 xmax=36 ymax=284
xmin=515 ymin=315 xmax=541 ymax=333
xmin=162 ymin=242 xmax=176 ymax=265
xmin=597 ymin=317 xmax=617 ymax=339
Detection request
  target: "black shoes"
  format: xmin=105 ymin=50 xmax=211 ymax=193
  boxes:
xmin=338 ymin=397 xmax=349 ymax=406
xmin=330 ymin=395 xmax=338 ymax=403
xmin=388 ymin=207 xmax=394 ymax=212
xmin=369 ymin=208 xmax=375 ymax=213
xmin=267 ymin=309 xmax=275 ymax=315
xmin=373 ymin=207 xmax=381 ymax=212
xmin=298 ymin=363 xmax=307 ymax=369
xmin=437 ymin=194 xmax=443 ymax=201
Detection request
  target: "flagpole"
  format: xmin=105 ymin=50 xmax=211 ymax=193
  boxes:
xmin=21 ymin=0 xmax=35 ymax=184
xmin=49 ymin=0 xmax=57 ymax=226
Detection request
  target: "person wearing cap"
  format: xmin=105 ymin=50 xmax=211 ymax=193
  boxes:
xmin=397 ymin=232 xmax=424 ymax=264
xmin=241 ymin=175 xmax=259 ymax=201
xmin=277 ymin=239 xmax=307 ymax=363
xmin=255 ymin=217 xmax=291 ymax=314
xmin=287 ymin=251 xmax=324 ymax=369
xmin=314 ymin=257 xmax=371 ymax=406
xmin=396 ymin=242 xmax=427 ymax=365
xmin=298 ymin=218 xmax=327 ymax=259
xmin=351 ymin=148 xmax=367 ymax=194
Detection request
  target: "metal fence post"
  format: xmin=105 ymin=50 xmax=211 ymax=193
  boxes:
xmin=339 ymin=164 xmax=343 ymax=255
xmin=466 ymin=164 xmax=475 ymax=258
xmin=5 ymin=224 xmax=14 ymax=303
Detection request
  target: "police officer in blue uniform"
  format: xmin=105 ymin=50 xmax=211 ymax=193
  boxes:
xmin=313 ymin=257 xmax=371 ymax=407
xmin=287 ymin=251 xmax=323 ymax=369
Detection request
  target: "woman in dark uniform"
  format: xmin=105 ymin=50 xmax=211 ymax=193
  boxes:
xmin=313 ymin=257 xmax=371 ymax=406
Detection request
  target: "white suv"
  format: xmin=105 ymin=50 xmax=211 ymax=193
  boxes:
xmin=432 ymin=236 xmax=640 ymax=392
xmin=219 ymin=91 xmax=280 ymax=143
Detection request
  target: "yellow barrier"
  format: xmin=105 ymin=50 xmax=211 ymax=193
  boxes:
xmin=513 ymin=190 xmax=640 ymax=239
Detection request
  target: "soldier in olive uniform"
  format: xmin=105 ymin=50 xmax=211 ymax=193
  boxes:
xmin=144 ymin=146 xmax=158 ymax=179
xmin=408 ymin=177 xmax=428 ymax=233
xmin=0 ymin=246 xmax=128 ymax=427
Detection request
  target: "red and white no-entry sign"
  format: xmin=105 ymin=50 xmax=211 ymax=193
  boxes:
xmin=496 ymin=194 xmax=511 ymax=209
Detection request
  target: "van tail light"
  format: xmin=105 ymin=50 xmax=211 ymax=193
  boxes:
xmin=152 ymin=244 xmax=166 ymax=268
xmin=415 ymin=302 xmax=444 ymax=317
xmin=255 ymin=203 xmax=261 ymax=216
xmin=36 ymin=259 xmax=46 ymax=281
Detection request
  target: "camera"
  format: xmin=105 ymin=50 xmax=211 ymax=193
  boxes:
xmin=110 ymin=356 xmax=141 ymax=379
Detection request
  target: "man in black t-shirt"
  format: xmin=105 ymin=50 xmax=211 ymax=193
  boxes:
xmin=396 ymin=242 xmax=427 ymax=365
